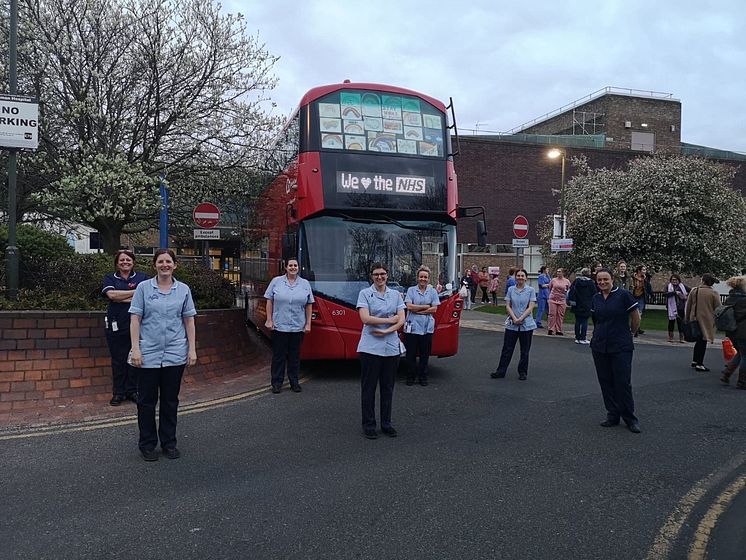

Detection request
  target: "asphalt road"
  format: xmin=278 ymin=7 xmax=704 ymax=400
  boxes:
xmin=2 ymin=328 xmax=745 ymax=560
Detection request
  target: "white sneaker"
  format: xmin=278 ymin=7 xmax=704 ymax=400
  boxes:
xmin=574 ymin=340 xmax=581 ymax=344
xmin=581 ymin=340 xmax=591 ymax=345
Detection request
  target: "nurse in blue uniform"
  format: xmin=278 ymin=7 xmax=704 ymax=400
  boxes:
xmin=403 ymin=265 xmax=440 ymax=386
xmin=101 ymin=250 xmax=148 ymax=406
xmin=357 ymin=263 xmax=406 ymax=439
xmin=590 ymin=268 xmax=642 ymax=433
xmin=264 ymin=258 xmax=314 ymax=394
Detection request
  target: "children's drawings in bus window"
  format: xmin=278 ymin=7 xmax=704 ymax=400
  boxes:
xmin=404 ymin=126 xmax=423 ymax=141
xmin=368 ymin=132 xmax=397 ymax=153
xmin=344 ymin=121 xmax=365 ymax=135
xmin=422 ymin=132 xmax=444 ymax=156
xmin=401 ymin=98 xmax=421 ymax=113
xmin=341 ymin=92 xmax=362 ymax=116
xmin=319 ymin=103 xmax=341 ymax=118
xmin=402 ymin=111 xmax=422 ymax=127
xmin=322 ymin=134 xmax=344 ymax=149
xmin=382 ymin=96 xmax=402 ymax=120
xmin=423 ymin=114 xmax=442 ymax=130
xmin=345 ymin=135 xmax=365 ymax=150
xmin=320 ymin=118 xmax=342 ymax=133
xmin=397 ymin=139 xmax=417 ymax=155
xmin=363 ymin=116 xmax=383 ymax=132
xmin=361 ymin=93 xmax=381 ymax=117
xmin=383 ymin=119 xmax=403 ymax=134
xmin=419 ymin=141 xmax=439 ymax=156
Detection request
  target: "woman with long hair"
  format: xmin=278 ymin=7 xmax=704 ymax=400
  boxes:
xmin=684 ymin=273 xmax=721 ymax=372
xmin=664 ymin=274 xmax=688 ymax=343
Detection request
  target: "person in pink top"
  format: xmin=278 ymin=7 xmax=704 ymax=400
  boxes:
xmin=548 ymin=268 xmax=571 ymax=335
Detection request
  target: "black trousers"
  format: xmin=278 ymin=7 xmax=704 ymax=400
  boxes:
xmin=480 ymin=286 xmax=489 ymax=303
xmin=105 ymin=330 xmax=137 ymax=397
xmin=495 ymin=329 xmax=533 ymax=376
xmin=271 ymin=331 xmax=305 ymax=386
xmin=592 ymin=350 xmax=637 ymax=424
xmin=359 ymin=352 xmax=398 ymax=430
xmin=137 ymin=365 xmax=185 ymax=451
xmin=404 ymin=333 xmax=433 ymax=382
xmin=692 ymin=337 xmax=708 ymax=365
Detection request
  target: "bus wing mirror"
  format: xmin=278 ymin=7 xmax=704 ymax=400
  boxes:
xmin=282 ymin=233 xmax=297 ymax=261
xmin=477 ymin=220 xmax=487 ymax=247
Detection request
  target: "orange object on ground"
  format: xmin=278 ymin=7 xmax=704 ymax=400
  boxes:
xmin=722 ymin=338 xmax=737 ymax=362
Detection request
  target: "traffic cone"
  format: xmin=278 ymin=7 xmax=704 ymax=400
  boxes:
xmin=722 ymin=338 xmax=737 ymax=362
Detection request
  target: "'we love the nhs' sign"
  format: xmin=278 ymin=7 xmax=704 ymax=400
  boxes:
xmin=336 ymin=171 xmax=432 ymax=197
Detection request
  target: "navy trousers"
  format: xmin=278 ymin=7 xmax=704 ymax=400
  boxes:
xmin=137 ymin=365 xmax=185 ymax=451
xmin=359 ymin=352 xmax=398 ymax=430
xmin=271 ymin=331 xmax=305 ymax=387
xmin=105 ymin=331 xmax=137 ymax=397
xmin=404 ymin=333 xmax=433 ymax=382
xmin=592 ymin=350 xmax=637 ymax=424
xmin=495 ymin=329 xmax=533 ymax=376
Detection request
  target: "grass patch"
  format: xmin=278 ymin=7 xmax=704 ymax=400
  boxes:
xmin=473 ymin=304 xmax=672 ymax=331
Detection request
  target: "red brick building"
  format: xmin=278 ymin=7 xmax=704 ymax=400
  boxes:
xmin=453 ymin=87 xmax=746 ymax=246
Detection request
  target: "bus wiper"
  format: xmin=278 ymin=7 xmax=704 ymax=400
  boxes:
xmin=371 ymin=214 xmax=445 ymax=232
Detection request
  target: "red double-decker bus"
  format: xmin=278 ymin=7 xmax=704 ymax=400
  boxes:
xmin=243 ymin=81 xmax=463 ymax=360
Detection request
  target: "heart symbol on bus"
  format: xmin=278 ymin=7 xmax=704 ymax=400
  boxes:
xmin=361 ymin=177 xmax=371 ymax=190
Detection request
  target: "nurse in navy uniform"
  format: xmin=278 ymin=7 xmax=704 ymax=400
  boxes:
xmin=590 ymin=268 xmax=642 ymax=433
xmin=102 ymin=250 xmax=148 ymax=406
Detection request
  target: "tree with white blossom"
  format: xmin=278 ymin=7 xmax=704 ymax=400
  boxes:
xmin=544 ymin=155 xmax=746 ymax=276
xmin=2 ymin=0 xmax=281 ymax=253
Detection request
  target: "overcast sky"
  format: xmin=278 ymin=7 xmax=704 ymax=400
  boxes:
xmin=234 ymin=0 xmax=746 ymax=153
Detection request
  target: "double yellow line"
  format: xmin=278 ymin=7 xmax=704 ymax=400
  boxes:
xmin=0 ymin=384 xmax=276 ymax=441
xmin=645 ymin=451 xmax=746 ymax=559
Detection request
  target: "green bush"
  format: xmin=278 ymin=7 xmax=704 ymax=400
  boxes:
xmin=0 ymin=224 xmax=75 ymax=261
xmin=0 ymin=252 xmax=235 ymax=310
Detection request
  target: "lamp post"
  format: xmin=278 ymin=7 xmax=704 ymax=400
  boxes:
xmin=547 ymin=148 xmax=566 ymax=238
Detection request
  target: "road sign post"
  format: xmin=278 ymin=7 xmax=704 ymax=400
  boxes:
xmin=512 ymin=215 xmax=529 ymax=267
xmin=193 ymin=203 xmax=221 ymax=269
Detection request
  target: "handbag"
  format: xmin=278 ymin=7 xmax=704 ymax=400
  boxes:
xmin=399 ymin=340 xmax=407 ymax=356
xmin=682 ymin=287 xmax=701 ymax=342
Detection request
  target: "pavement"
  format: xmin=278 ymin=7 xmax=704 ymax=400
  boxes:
xmin=0 ymin=306 xmax=725 ymax=433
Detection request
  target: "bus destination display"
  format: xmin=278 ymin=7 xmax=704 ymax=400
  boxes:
xmin=337 ymin=171 xmax=432 ymax=196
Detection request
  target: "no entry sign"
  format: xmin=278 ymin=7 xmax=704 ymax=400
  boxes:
xmin=193 ymin=202 xmax=221 ymax=229
xmin=512 ymin=215 xmax=529 ymax=239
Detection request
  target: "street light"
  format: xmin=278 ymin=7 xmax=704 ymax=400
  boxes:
xmin=547 ymin=148 xmax=566 ymax=238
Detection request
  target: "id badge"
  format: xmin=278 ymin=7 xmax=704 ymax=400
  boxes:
xmin=111 ymin=320 xmax=119 ymax=332
xmin=404 ymin=322 xmax=412 ymax=334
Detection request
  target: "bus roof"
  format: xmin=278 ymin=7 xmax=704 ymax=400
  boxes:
xmin=298 ymin=82 xmax=447 ymax=113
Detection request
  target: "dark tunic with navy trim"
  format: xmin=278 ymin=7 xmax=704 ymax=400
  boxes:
xmin=102 ymin=271 xmax=148 ymax=335
xmin=590 ymin=287 xmax=638 ymax=353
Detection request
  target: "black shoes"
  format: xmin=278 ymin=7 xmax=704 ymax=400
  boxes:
xmin=363 ymin=428 xmax=378 ymax=439
xmin=419 ymin=379 xmax=428 ymax=386
xmin=141 ymin=449 xmax=159 ymax=462
xmin=271 ymin=385 xmax=281 ymax=394
xmin=600 ymin=419 xmax=620 ymax=427
xmin=109 ymin=395 xmax=125 ymax=406
xmin=405 ymin=379 xmax=415 ymax=386
xmin=695 ymin=365 xmax=710 ymax=372
xmin=126 ymin=392 xmax=138 ymax=403
xmin=381 ymin=426 xmax=398 ymax=437
xmin=518 ymin=373 xmax=527 ymax=381
xmin=163 ymin=447 xmax=181 ymax=460
xmin=626 ymin=422 xmax=642 ymax=434
xmin=490 ymin=371 xmax=506 ymax=379
xmin=291 ymin=384 xmax=302 ymax=393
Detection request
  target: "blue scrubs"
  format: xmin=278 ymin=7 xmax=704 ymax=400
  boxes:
xmin=494 ymin=285 xmax=537 ymax=378
xmin=102 ymin=271 xmax=148 ymax=398
xmin=403 ymin=285 xmax=440 ymax=383
xmin=536 ymin=273 xmax=551 ymax=327
xmin=590 ymin=288 xmax=639 ymax=425
xmin=264 ymin=275 xmax=314 ymax=388
xmin=357 ymin=285 xmax=406 ymax=430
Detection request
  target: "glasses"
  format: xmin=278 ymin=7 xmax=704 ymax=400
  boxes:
xmin=372 ymin=272 xmax=387 ymax=277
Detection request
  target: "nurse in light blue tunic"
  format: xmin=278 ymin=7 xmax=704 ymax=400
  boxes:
xmin=403 ymin=265 xmax=439 ymax=386
xmin=356 ymin=263 xmax=405 ymax=439
xmin=264 ymin=258 xmax=314 ymax=393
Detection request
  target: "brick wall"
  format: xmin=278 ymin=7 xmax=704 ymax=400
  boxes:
xmin=453 ymin=138 xmax=746 ymax=246
xmin=0 ymin=309 xmax=260 ymax=412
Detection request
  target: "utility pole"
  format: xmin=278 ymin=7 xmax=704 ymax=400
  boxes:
xmin=5 ymin=0 xmax=20 ymax=300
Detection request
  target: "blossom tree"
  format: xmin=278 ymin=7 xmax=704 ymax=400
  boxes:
xmin=544 ymin=155 xmax=746 ymax=276
xmin=3 ymin=0 xmax=281 ymax=253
